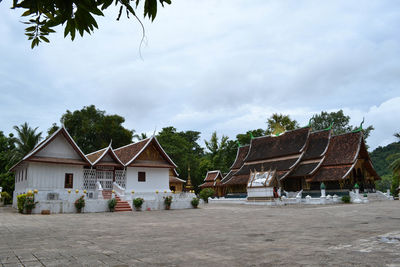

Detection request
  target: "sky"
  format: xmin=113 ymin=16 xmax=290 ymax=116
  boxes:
xmin=1 ymin=0 xmax=399 ymax=150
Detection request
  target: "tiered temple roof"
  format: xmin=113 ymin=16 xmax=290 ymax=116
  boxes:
xmin=309 ymin=131 xmax=379 ymax=182
xmin=224 ymin=127 xmax=310 ymax=186
xmin=200 ymin=170 xmax=224 ymax=188
xmin=222 ymin=127 xmax=380 ymax=189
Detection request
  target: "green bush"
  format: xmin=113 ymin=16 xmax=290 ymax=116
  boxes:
xmin=17 ymin=194 xmax=27 ymax=213
xmin=1 ymin=191 xmax=11 ymax=204
xmin=108 ymin=198 xmax=117 ymax=212
xmin=74 ymin=196 xmax=85 ymax=212
xmin=191 ymin=197 xmax=199 ymax=208
xmin=341 ymin=195 xmax=351 ymax=204
xmin=199 ymin=188 xmax=215 ymax=203
xmin=133 ymin=198 xmax=144 ymax=210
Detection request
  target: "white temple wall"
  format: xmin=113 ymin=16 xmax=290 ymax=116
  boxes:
xmin=126 ymin=167 xmax=169 ymax=192
xmin=26 ymin=162 xmax=84 ymax=190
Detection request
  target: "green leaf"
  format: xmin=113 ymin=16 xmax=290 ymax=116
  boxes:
xmin=21 ymin=10 xmax=32 ymax=17
xmin=25 ymin=26 xmax=36 ymax=32
xmin=39 ymin=36 xmax=49 ymax=43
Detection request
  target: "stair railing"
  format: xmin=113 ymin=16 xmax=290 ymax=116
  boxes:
xmin=96 ymin=181 xmax=103 ymax=199
xmin=113 ymin=182 xmax=125 ymax=198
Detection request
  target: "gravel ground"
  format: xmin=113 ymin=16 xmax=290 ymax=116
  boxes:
xmin=0 ymin=201 xmax=399 ymax=266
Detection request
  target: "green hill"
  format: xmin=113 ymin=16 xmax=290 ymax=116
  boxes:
xmin=370 ymin=141 xmax=400 ymax=177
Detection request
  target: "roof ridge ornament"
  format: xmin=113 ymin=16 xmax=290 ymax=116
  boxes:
xmin=352 ymin=117 xmax=365 ymax=133
xmin=250 ymin=132 xmax=254 ymax=139
xmin=324 ymin=122 xmax=334 ymax=131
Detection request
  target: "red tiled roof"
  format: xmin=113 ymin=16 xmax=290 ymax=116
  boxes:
xmin=113 ymin=139 xmax=149 ymax=165
xmin=204 ymin=171 xmax=222 ymax=182
xmin=86 ymin=148 xmax=107 ymax=163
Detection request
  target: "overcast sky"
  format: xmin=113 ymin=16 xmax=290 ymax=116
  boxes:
xmin=1 ymin=0 xmax=399 ymax=150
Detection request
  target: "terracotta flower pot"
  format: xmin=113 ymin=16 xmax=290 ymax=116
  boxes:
xmin=165 ymin=205 xmax=170 ymax=210
xmin=135 ymin=207 xmax=142 ymax=211
xmin=76 ymin=209 xmax=82 ymax=213
xmin=25 ymin=209 xmax=32 ymax=214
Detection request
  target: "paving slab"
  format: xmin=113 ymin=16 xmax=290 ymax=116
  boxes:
xmin=0 ymin=202 xmax=400 ymax=266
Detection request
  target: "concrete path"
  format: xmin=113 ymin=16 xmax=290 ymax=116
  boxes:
xmin=0 ymin=201 xmax=399 ymax=266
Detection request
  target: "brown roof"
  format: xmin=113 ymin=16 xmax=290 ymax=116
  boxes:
xmin=321 ymin=132 xmax=361 ymax=166
xmin=310 ymin=131 xmax=380 ymax=182
xmin=245 ymin=127 xmax=310 ymax=162
xmin=230 ymin=145 xmax=250 ymax=170
xmin=204 ymin=171 xmax=222 ymax=182
xmin=199 ymin=181 xmax=216 ymax=188
xmin=113 ymin=139 xmax=149 ymax=165
xmin=169 ymin=176 xmax=185 ymax=183
xmin=302 ymin=130 xmax=331 ymax=160
xmin=310 ymin=165 xmax=353 ymax=182
xmin=86 ymin=148 xmax=107 ymax=164
xmin=290 ymin=162 xmax=320 ymax=177
xmin=223 ymin=174 xmax=249 ymax=186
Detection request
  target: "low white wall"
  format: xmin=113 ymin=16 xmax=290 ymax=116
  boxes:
xmin=126 ymin=192 xmax=197 ymax=210
xmin=32 ymin=199 xmax=109 ymax=214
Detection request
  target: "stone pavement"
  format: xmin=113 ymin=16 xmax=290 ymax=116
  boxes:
xmin=0 ymin=201 xmax=400 ymax=266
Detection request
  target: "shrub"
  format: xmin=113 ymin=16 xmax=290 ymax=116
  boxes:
xmin=191 ymin=197 xmax=199 ymax=208
xmin=108 ymin=198 xmax=117 ymax=212
xmin=341 ymin=195 xmax=351 ymax=204
xmin=75 ymin=196 xmax=85 ymax=212
xmin=17 ymin=194 xmax=27 ymax=213
xmin=199 ymin=188 xmax=215 ymax=203
xmin=164 ymin=196 xmax=173 ymax=209
xmin=133 ymin=198 xmax=144 ymax=210
xmin=1 ymin=191 xmax=11 ymax=204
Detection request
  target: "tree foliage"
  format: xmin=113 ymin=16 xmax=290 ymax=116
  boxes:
xmin=236 ymin=129 xmax=264 ymax=146
xmin=12 ymin=122 xmax=42 ymax=161
xmin=0 ymin=132 xmax=17 ymax=200
xmin=266 ymin=113 xmax=299 ymax=135
xmin=50 ymin=105 xmax=134 ymax=154
xmin=156 ymin=127 xmax=205 ymax=189
xmin=10 ymin=0 xmax=172 ymax=48
xmin=310 ymin=110 xmax=374 ymax=140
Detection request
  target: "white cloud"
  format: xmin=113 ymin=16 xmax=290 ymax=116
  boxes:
xmin=0 ymin=0 xmax=399 ymax=150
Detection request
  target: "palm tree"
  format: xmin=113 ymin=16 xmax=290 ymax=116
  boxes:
xmin=12 ymin=122 xmax=42 ymax=160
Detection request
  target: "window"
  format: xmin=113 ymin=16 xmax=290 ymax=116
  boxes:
xmin=138 ymin=172 xmax=146 ymax=182
xmin=64 ymin=173 xmax=73 ymax=188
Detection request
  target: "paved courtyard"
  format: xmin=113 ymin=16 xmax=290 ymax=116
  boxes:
xmin=0 ymin=201 xmax=400 ymax=267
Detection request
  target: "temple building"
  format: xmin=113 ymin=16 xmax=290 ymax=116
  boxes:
xmin=199 ymin=170 xmax=224 ymax=197
xmin=10 ymin=127 xmax=184 ymax=212
xmin=220 ymin=127 xmax=380 ymax=196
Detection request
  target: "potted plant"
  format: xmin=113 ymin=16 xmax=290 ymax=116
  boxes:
xmin=24 ymin=194 xmax=37 ymax=214
xmin=191 ymin=197 xmax=199 ymax=208
xmin=133 ymin=197 xmax=144 ymax=211
xmin=108 ymin=198 xmax=117 ymax=212
xmin=164 ymin=196 xmax=173 ymax=210
xmin=75 ymin=196 xmax=85 ymax=213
